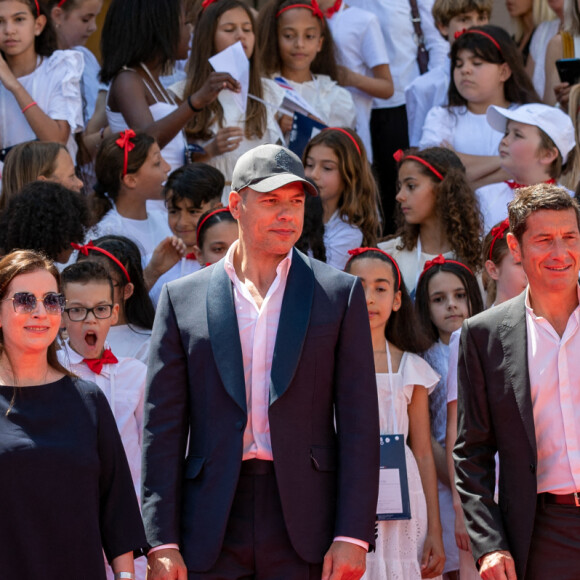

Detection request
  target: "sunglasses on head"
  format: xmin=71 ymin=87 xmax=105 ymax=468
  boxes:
xmin=3 ymin=292 xmax=66 ymax=315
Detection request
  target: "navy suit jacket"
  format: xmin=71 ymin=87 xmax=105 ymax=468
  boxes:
xmin=141 ymin=249 xmax=380 ymax=572
xmin=454 ymin=293 xmax=538 ymax=579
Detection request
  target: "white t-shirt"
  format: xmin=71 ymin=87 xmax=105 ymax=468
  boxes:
xmin=347 ymin=0 xmax=448 ymax=108
xmin=419 ymin=105 xmax=511 ymax=155
xmin=324 ymin=210 xmax=363 ymax=270
xmin=75 ymin=45 xmax=101 ymax=122
xmin=327 ymin=4 xmax=389 ymax=160
xmin=263 ymin=74 xmax=357 ymax=129
xmin=107 ymin=324 xmax=151 ymax=365
xmin=149 ymin=257 xmax=201 ymax=307
xmin=0 ymin=49 xmax=84 ymax=158
xmin=530 ymin=19 xmax=560 ymax=100
xmin=96 ymin=205 xmax=173 ymax=258
xmin=405 ymin=57 xmax=450 ymax=146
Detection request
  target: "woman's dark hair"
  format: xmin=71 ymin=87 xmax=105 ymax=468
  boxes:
xmin=164 ymin=163 xmax=225 ymax=210
xmin=449 ymin=25 xmax=540 ymax=108
xmin=0 ymin=249 xmax=73 ymax=378
xmin=90 ymin=132 xmax=156 ymax=223
xmin=0 ymin=141 xmax=67 ymax=210
xmin=10 ymin=0 xmax=58 ymax=56
xmin=196 ymin=208 xmax=236 ymax=248
xmin=295 ymin=194 xmax=326 ymax=261
xmin=184 ymin=0 xmax=267 ymax=141
xmin=415 ymin=261 xmax=484 ymax=346
xmin=61 ymin=260 xmax=114 ymax=302
xmin=345 ymin=250 xmax=431 ymax=354
xmin=257 ymin=0 xmax=338 ymax=79
xmin=392 ymin=147 xmax=483 ymax=274
xmin=76 ymin=235 xmax=155 ymax=331
xmin=99 ymin=0 xmax=182 ymax=84
xmin=0 ymin=181 xmax=89 ymax=262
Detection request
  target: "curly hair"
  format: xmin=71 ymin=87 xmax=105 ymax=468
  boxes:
xmin=303 ymin=128 xmax=381 ymax=247
xmin=257 ymin=0 xmax=338 ymax=79
xmin=0 ymin=181 xmax=89 ymax=262
xmin=184 ymin=0 xmax=267 ymax=141
xmin=393 ymin=147 xmax=483 ymax=273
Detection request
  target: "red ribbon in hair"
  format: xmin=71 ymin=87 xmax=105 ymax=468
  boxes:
xmin=454 ymin=28 xmax=502 ymax=52
xmin=83 ymin=349 xmax=118 ymax=375
xmin=70 ymin=241 xmax=132 ymax=283
xmin=346 ymin=247 xmax=402 ymax=290
xmin=115 ymin=129 xmax=136 ymax=176
xmin=420 ymin=254 xmax=473 ymax=281
xmin=324 ymin=0 xmax=342 ymax=17
xmin=276 ymin=0 xmax=324 ymax=20
xmin=393 ymin=149 xmax=444 ymax=181
xmin=488 ymin=218 xmax=510 ymax=260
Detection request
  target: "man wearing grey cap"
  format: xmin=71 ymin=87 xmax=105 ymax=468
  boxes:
xmin=142 ymin=144 xmax=380 ymax=579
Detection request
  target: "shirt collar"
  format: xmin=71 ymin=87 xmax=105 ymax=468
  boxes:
xmin=63 ymin=339 xmax=114 ymax=373
xmin=223 ymin=239 xmax=293 ymax=287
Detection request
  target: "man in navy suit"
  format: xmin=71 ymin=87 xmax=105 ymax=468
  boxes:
xmin=142 ymin=144 xmax=380 ymax=579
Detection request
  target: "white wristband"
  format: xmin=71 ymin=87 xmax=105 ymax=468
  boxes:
xmin=115 ymin=574 xmax=135 ymax=580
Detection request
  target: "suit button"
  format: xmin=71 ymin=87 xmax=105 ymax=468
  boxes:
xmin=530 ymin=464 xmax=536 ymax=474
xmin=236 ymin=420 xmax=245 ymax=431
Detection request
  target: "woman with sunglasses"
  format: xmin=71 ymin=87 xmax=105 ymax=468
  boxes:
xmin=0 ymin=250 xmax=147 ymax=579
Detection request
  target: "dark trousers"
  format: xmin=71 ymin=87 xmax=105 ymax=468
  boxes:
xmin=370 ymin=105 xmax=409 ymax=236
xmin=524 ymin=495 xmax=580 ymax=580
xmin=189 ymin=460 xmax=323 ymax=580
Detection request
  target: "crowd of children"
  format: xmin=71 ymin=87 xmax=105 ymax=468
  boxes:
xmin=2 ymin=0 xmax=580 ymax=578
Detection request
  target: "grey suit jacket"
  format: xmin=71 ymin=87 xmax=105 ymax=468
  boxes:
xmin=141 ymin=249 xmax=380 ymax=572
xmin=454 ymin=292 xmax=538 ymax=580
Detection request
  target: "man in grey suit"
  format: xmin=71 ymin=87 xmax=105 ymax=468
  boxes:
xmin=142 ymin=144 xmax=380 ymax=579
xmin=454 ymin=184 xmax=580 ymax=580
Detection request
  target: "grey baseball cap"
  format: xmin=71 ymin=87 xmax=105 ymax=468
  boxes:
xmin=231 ymin=144 xmax=318 ymax=196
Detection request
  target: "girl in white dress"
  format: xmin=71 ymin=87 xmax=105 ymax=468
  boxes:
xmin=345 ymin=247 xmax=445 ymax=580
xmin=257 ymin=0 xmax=356 ymax=136
xmin=0 ymin=0 xmax=83 ymax=168
xmin=419 ymin=25 xmax=539 ymax=190
xmin=303 ymin=128 xmax=381 ymax=270
xmin=379 ymin=147 xmax=482 ymax=297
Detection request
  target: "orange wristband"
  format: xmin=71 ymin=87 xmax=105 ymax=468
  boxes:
xmin=21 ymin=101 xmax=37 ymax=114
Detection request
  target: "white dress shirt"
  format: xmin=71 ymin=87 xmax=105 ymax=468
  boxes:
xmin=526 ymin=286 xmax=580 ymax=494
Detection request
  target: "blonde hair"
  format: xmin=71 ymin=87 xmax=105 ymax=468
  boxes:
xmin=513 ymin=0 xmax=557 ymax=41
xmin=560 ymin=83 xmax=580 ymax=189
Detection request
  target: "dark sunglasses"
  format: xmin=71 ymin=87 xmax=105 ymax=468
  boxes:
xmin=3 ymin=292 xmax=66 ymax=315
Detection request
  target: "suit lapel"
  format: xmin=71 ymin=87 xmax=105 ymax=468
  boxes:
xmin=499 ymin=294 xmax=537 ymax=455
xmin=207 ymin=264 xmax=247 ymax=413
xmin=269 ymin=249 xmax=314 ymax=405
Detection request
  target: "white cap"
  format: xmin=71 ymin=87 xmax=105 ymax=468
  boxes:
xmin=486 ymin=104 xmax=576 ymax=163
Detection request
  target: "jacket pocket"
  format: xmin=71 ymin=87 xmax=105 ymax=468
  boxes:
xmin=184 ymin=455 xmax=206 ymax=479
xmin=310 ymin=446 xmax=337 ymax=472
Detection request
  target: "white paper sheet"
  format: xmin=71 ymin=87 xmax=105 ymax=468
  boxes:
xmin=377 ymin=468 xmax=403 ymax=514
xmin=209 ymin=41 xmax=249 ymax=115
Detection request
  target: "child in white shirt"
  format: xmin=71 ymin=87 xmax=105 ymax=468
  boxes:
xmin=58 ymin=260 xmax=147 ymax=580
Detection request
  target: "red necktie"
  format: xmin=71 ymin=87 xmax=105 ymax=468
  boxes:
xmin=83 ymin=348 xmax=118 ymax=375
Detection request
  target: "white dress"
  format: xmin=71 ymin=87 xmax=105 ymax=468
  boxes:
xmin=364 ymin=352 xmax=441 ymax=580
xmin=324 ymin=210 xmax=363 ymax=270
xmin=0 ymin=50 xmax=84 ymax=159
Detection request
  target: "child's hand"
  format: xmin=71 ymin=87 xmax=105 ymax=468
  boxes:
xmin=0 ymin=52 xmax=19 ymax=93
xmin=420 ymin=530 xmax=445 ymax=578
xmin=190 ymin=72 xmax=241 ymax=110
xmin=454 ymin=508 xmax=471 ymax=552
xmin=554 ymin=81 xmax=572 ymax=110
xmin=144 ymin=236 xmax=187 ymax=290
xmin=277 ymin=114 xmax=293 ymax=135
xmin=207 ymin=126 xmax=244 ymax=157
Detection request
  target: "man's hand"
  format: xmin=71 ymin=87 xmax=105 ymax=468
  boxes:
xmin=479 ymin=550 xmax=517 ymax=580
xmin=321 ymin=541 xmax=366 ymax=580
xmin=147 ymin=548 xmax=187 ymax=580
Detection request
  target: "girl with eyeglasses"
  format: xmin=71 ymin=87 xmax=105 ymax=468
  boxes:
xmin=0 ymin=249 xmax=147 ymax=579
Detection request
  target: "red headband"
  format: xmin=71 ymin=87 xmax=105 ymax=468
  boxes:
xmin=324 ymin=0 xmax=341 ymax=17
xmin=419 ymin=254 xmax=473 ymax=281
xmin=454 ymin=29 xmax=502 ymax=53
xmin=488 ymin=218 xmax=509 ymax=260
xmin=196 ymin=207 xmax=232 ymax=247
xmin=57 ymin=0 xmax=67 ymax=7
xmin=346 ymin=247 xmax=402 ymax=291
xmin=393 ymin=149 xmax=444 ymax=181
xmin=115 ymin=129 xmax=136 ymax=177
xmin=201 ymin=0 xmax=217 ymax=9
xmin=323 ymin=127 xmax=361 ymax=156
xmin=33 ymin=0 xmax=40 ymax=16
xmin=71 ymin=241 xmax=132 ymax=283
xmin=276 ymin=0 xmax=323 ymax=19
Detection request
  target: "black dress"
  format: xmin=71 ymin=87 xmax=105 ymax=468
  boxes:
xmin=0 ymin=376 xmax=147 ymax=579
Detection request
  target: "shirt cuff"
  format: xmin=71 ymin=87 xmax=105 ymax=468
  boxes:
xmin=148 ymin=543 xmax=180 ymax=555
xmin=333 ymin=536 xmax=369 ymax=552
